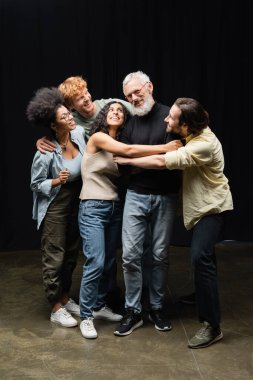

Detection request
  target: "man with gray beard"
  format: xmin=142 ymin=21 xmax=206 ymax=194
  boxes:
xmin=114 ymin=71 xmax=182 ymax=336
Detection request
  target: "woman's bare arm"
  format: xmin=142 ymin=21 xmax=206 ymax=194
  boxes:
xmin=88 ymin=132 xmax=182 ymax=157
xmin=113 ymin=154 xmax=167 ymax=169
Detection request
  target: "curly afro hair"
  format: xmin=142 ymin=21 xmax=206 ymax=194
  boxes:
xmin=89 ymin=101 xmax=129 ymax=141
xmin=26 ymin=87 xmax=65 ymax=128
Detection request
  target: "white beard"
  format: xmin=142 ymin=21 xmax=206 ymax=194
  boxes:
xmin=132 ymin=95 xmax=154 ymax=116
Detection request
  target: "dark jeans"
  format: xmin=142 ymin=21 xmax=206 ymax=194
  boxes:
xmin=41 ymin=180 xmax=81 ymax=305
xmin=191 ymin=212 xmax=225 ymax=328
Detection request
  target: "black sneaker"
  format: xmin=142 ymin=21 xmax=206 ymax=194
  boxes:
xmin=179 ymin=293 xmax=196 ymax=305
xmin=188 ymin=322 xmax=223 ymax=349
xmin=114 ymin=309 xmax=143 ymax=336
xmin=149 ymin=309 xmax=172 ymax=331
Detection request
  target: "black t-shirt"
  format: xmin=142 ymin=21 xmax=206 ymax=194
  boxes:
xmin=119 ymin=102 xmax=182 ymax=195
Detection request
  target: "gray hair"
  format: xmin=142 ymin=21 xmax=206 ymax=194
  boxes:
xmin=123 ymin=71 xmax=150 ymax=87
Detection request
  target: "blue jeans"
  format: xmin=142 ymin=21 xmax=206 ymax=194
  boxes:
xmin=191 ymin=213 xmax=225 ymax=328
xmin=78 ymin=200 xmax=123 ymax=318
xmin=122 ymin=190 xmax=178 ymax=313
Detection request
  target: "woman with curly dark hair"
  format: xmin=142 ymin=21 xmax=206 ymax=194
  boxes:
xmin=78 ymin=101 xmax=182 ymax=339
xmin=27 ymin=87 xmax=85 ymax=327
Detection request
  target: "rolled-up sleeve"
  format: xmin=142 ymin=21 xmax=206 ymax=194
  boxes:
xmin=30 ymin=152 xmax=54 ymax=197
xmin=165 ymin=139 xmax=212 ymax=170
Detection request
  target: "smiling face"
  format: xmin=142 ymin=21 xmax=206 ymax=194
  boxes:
xmin=53 ymin=105 xmax=76 ymax=133
xmin=71 ymin=87 xmax=95 ymax=117
xmin=123 ymin=78 xmax=154 ymax=116
xmin=164 ymin=104 xmax=188 ymax=137
xmin=106 ymin=103 xmax=125 ymax=129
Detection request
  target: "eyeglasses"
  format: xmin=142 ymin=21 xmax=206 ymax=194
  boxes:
xmin=125 ymin=82 xmax=149 ymax=101
xmin=59 ymin=111 xmax=72 ymax=121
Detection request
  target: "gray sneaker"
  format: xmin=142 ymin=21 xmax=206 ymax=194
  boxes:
xmin=188 ymin=321 xmax=223 ymax=349
xmin=93 ymin=306 xmax=122 ymax=322
xmin=63 ymin=298 xmax=80 ymax=316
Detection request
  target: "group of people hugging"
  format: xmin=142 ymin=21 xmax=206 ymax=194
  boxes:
xmin=27 ymin=71 xmax=233 ymax=349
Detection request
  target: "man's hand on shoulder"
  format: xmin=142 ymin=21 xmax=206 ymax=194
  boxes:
xmin=36 ymin=136 xmax=56 ymax=154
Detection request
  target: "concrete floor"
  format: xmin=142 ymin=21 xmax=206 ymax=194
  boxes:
xmin=0 ymin=242 xmax=252 ymax=380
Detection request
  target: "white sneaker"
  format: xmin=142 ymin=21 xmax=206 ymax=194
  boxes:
xmin=92 ymin=306 xmax=123 ymax=322
xmin=63 ymin=298 xmax=80 ymax=316
xmin=50 ymin=307 xmax=78 ymax=327
xmin=80 ymin=318 xmax=97 ymax=339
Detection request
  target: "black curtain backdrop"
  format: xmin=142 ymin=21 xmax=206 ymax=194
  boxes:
xmin=0 ymin=0 xmax=251 ymax=250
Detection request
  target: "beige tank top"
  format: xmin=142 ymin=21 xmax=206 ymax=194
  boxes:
xmin=79 ymin=150 xmax=120 ymax=201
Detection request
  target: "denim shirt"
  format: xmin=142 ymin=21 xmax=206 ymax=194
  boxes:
xmin=30 ymin=126 xmax=85 ymax=229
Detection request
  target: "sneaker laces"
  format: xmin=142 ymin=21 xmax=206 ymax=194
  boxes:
xmin=59 ymin=308 xmax=72 ymax=319
xmin=153 ymin=309 xmax=167 ymax=320
xmin=121 ymin=309 xmax=136 ymax=324
xmin=82 ymin=317 xmax=95 ymax=330
xmin=196 ymin=322 xmax=211 ymax=338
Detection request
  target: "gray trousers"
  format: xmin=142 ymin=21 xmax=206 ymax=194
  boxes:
xmin=41 ymin=179 xmax=81 ymax=305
